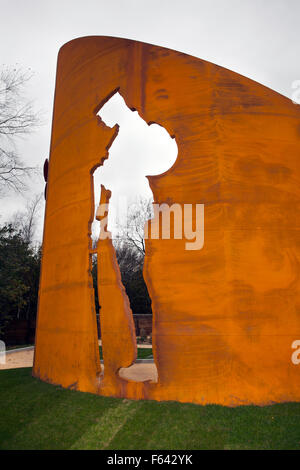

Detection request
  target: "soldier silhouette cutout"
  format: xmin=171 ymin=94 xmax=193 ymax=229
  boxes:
xmin=96 ymin=91 xmax=177 ymax=234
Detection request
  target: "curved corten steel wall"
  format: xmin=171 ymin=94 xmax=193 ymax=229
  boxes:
xmin=33 ymin=36 xmax=300 ymax=406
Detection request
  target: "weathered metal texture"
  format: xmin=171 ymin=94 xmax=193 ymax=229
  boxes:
xmin=33 ymin=36 xmax=300 ymax=405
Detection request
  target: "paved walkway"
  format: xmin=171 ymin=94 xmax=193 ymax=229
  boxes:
xmin=0 ymin=346 xmax=157 ymax=382
xmin=0 ymin=349 xmax=34 ymax=370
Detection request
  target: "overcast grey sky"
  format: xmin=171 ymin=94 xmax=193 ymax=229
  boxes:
xmin=0 ymin=0 xmax=299 ymax=240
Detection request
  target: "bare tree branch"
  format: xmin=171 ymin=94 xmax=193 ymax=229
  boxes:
xmin=10 ymin=193 xmax=43 ymax=245
xmin=0 ymin=67 xmax=40 ymax=195
xmin=114 ymin=197 xmax=153 ymax=256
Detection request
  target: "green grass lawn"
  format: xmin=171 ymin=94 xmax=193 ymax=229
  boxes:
xmin=0 ymin=368 xmax=299 ymax=450
xmin=99 ymin=346 xmax=153 ymax=360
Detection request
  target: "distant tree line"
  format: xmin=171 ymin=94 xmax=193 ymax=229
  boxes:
xmin=114 ymin=197 xmax=153 ymax=315
xmin=0 ymin=223 xmax=41 ymax=342
xmin=115 ymin=242 xmax=152 ymax=315
xmin=0 ymin=198 xmax=42 ymax=342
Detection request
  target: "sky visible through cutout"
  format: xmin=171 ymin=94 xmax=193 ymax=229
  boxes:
xmin=92 ymin=92 xmax=177 ymax=239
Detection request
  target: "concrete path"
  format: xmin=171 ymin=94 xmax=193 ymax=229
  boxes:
xmin=0 ymin=347 xmax=157 ymax=383
xmin=0 ymin=349 xmax=34 ymax=370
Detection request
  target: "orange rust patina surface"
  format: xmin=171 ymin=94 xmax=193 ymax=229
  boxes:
xmin=33 ymin=36 xmax=300 ymax=405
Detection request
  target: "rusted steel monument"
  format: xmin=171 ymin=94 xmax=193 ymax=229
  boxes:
xmin=33 ymin=36 xmax=300 ymax=406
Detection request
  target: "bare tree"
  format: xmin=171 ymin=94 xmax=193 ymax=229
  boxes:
xmin=91 ymin=197 xmax=153 ymax=316
xmin=113 ymin=201 xmax=153 ymax=316
xmin=115 ymin=197 xmax=153 ymax=256
xmin=0 ymin=67 xmax=40 ymax=194
xmin=114 ymin=240 xmax=142 ymax=274
xmin=11 ymin=193 xmax=43 ymax=245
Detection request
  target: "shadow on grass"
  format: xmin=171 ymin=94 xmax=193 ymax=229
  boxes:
xmin=0 ymin=368 xmax=299 ymax=450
